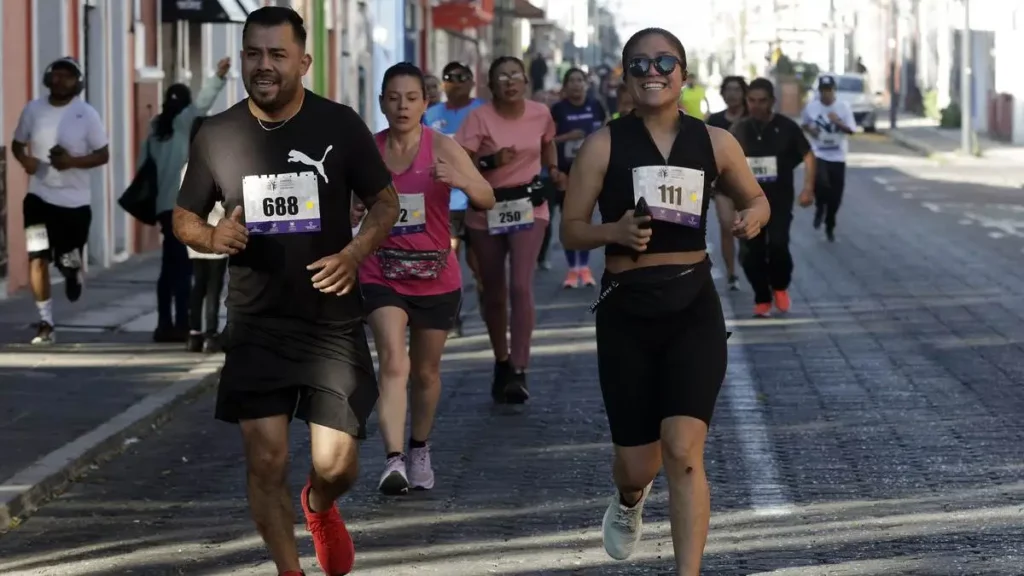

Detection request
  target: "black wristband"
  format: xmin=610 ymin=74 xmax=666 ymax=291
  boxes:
xmin=477 ymin=154 xmax=498 ymax=171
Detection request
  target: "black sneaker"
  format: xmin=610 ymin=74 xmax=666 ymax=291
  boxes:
xmin=203 ymin=332 xmax=223 ymax=353
xmin=186 ymin=333 xmax=205 ymax=352
xmin=59 ymin=250 xmax=84 ymax=302
xmin=492 ymin=360 xmax=513 ymax=403
xmin=826 ymin=228 xmax=836 ymax=243
xmin=813 ymin=209 xmax=824 ymax=230
xmin=448 ymin=316 xmax=463 ymax=339
xmin=504 ymin=371 xmax=530 ymax=404
xmin=31 ymin=321 xmax=56 ymax=345
xmin=728 ymin=274 xmax=740 ymax=291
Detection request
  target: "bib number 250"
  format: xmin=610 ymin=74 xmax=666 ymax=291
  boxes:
xmin=262 ymin=196 xmax=300 ymax=217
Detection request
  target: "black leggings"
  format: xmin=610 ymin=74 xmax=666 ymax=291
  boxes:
xmin=814 ymin=158 xmax=847 ymax=232
xmin=157 ymin=211 xmax=193 ymax=329
xmin=189 ymin=258 xmax=227 ymax=334
xmin=595 ymin=259 xmax=728 ymax=447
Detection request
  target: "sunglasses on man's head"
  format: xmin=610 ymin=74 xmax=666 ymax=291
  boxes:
xmin=627 ymin=55 xmax=681 ymax=78
xmin=444 ymin=72 xmax=472 ymax=83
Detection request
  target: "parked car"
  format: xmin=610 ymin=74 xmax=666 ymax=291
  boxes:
xmin=809 ymin=73 xmax=879 ymax=132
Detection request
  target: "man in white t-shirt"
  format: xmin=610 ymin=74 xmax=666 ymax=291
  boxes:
xmin=801 ymin=75 xmax=855 ymax=242
xmin=11 ymin=57 xmax=110 ymax=345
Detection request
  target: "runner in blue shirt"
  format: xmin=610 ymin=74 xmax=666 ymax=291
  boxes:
xmin=544 ymin=67 xmax=606 ymax=288
xmin=423 ymin=61 xmax=484 ymax=336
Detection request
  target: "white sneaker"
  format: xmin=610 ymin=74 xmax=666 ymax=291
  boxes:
xmin=377 ymin=455 xmax=409 ymax=495
xmin=408 ymin=445 xmax=435 ymax=490
xmin=601 ymin=482 xmax=652 ymax=560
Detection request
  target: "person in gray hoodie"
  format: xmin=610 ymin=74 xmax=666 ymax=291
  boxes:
xmin=142 ymin=57 xmax=230 ymax=342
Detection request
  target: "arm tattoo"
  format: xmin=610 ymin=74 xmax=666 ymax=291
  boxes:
xmin=172 ymin=207 xmax=215 ymax=253
xmin=348 ymin=183 xmax=400 ymax=262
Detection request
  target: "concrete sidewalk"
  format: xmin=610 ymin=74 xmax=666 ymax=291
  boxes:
xmin=887 ymin=116 xmax=1024 ymax=164
xmin=0 ymin=256 xmax=223 ymax=530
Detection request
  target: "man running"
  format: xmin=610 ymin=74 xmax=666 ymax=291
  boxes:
xmin=424 ymin=74 xmax=442 ymax=107
xmin=801 ymin=75 xmax=855 ymax=242
xmin=561 ymin=28 xmax=769 ymax=574
xmin=11 ymin=56 xmax=109 ymax=345
xmin=731 ymin=77 xmax=815 ymax=317
xmin=423 ymin=61 xmax=485 ymax=336
xmin=705 ymin=75 xmax=748 ymax=291
xmin=173 ymin=7 xmax=399 ymax=576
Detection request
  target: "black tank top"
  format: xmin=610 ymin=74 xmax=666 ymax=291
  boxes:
xmin=600 ymin=112 xmax=719 ymax=257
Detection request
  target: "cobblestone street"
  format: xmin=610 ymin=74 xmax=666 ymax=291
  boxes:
xmin=2 ymin=138 xmax=1024 ymax=575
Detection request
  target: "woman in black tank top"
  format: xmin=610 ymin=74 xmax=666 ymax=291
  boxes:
xmin=706 ymin=75 xmax=748 ymax=290
xmin=558 ymin=27 xmax=771 ymax=573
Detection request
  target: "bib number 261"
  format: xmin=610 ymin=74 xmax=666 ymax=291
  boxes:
xmin=262 ymin=196 xmax=300 ymax=217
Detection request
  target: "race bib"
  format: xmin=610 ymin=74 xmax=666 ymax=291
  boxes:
xmin=819 ymin=131 xmax=841 ymax=148
xmin=747 ymin=156 xmax=778 ymax=183
xmin=565 ymin=139 xmax=584 ymax=159
xmin=631 ymin=165 xmax=705 ymax=228
xmin=486 ymin=197 xmax=535 ymax=235
xmin=242 ymin=172 xmax=321 ymax=235
xmin=392 ymin=193 xmax=427 ymax=236
xmin=26 ymin=225 xmax=50 ymax=253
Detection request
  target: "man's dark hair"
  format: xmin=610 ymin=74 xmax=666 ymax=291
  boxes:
xmin=382 ymin=62 xmax=426 ymax=97
xmin=243 ymin=6 xmax=307 ymax=46
xmin=442 ymin=61 xmax=472 ymax=78
xmin=621 ymin=28 xmax=688 ymax=73
xmin=748 ymin=77 xmax=775 ymax=100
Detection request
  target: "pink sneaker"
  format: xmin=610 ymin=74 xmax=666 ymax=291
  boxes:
xmin=408 ymin=445 xmax=435 ymax=490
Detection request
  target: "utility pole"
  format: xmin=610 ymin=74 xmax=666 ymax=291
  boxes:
xmin=828 ymin=0 xmax=836 ymax=72
xmin=960 ymin=0 xmax=972 ymax=154
xmin=888 ymin=0 xmax=899 ymax=130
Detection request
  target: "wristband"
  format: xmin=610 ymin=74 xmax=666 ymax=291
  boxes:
xmin=477 ymin=154 xmax=498 ymax=171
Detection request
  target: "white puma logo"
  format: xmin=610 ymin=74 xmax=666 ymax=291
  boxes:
xmin=287 ymin=145 xmax=333 ymax=183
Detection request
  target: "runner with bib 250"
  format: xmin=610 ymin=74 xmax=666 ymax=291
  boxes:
xmin=560 ymin=28 xmax=770 ymax=575
xmin=730 ymin=77 xmax=815 ymax=318
xmin=359 ymin=63 xmax=494 ymax=497
xmin=455 ymin=56 xmax=565 ymax=404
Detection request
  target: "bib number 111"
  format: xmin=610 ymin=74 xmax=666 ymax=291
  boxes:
xmin=657 ymin=184 xmax=684 ymax=206
xmin=263 ymin=196 xmax=300 ymax=217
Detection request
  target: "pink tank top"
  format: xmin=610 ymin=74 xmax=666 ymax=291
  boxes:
xmin=359 ymin=128 xmax=461 ymax=296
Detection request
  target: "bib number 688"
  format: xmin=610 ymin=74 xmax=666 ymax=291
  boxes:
xmin=262 ymin=196 xmax=300 ymax=217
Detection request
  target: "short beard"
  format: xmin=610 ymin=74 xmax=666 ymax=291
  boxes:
xmin=247 ymin=80 xmax=298 ymax=115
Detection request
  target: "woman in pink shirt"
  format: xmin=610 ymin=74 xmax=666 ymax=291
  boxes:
xmin=358 ymin=63 xmax=494 ymax=495
xmin=455 ymin=56 xmax=564 ymax=404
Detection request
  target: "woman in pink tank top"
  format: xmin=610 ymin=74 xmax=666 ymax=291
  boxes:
xmin=357 ymin=63 xmax=493 ymax=496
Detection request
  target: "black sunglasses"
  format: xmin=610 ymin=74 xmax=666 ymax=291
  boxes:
xmin=627 ymin=55 xmax=680 ymax=78
xmin=443 ymin=72 xmax=473 ymax=83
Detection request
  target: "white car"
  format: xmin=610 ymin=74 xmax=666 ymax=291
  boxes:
xmin=810 ymin=73 xmax=878 ymax=132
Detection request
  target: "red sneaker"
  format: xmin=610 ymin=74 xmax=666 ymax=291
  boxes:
xmin=301 ymin=481 xmax=355 ymax=575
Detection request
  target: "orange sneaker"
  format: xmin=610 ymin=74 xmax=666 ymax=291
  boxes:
xmin=301 ymin=481 xmax=355 ymax=575
xmin=754 ymin=303 xmax=772 ymax=317
xmin=579 ymin=267 xmax=596 ymax=286
xmin=773 ymin=290 xmax=791 ymax=313
xmin=562 ymin=269 xmax=580 ymax=289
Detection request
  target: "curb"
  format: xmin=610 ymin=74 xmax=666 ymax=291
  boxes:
xmin=886 ymin=130 xmax=937 ymax=157
xmin=0 ymin=358 xmax=223 ymax=532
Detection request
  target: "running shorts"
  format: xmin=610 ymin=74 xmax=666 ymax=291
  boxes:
xmin=594 ymin=258 xmax=728 ymax=446
xmin=23 ymin=193 xmax=92 ymax=262
xmin=360 ymin=284 xmax=462 ymax=331
xmin=215 ymin=314 xmax=378 ymax=438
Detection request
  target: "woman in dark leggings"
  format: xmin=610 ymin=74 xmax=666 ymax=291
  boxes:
xmin=455 ymin=56 xmax=563 ymax=403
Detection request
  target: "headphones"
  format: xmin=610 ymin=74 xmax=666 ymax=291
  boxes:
xmin=43 ymin=56 xmax=85 ymax=95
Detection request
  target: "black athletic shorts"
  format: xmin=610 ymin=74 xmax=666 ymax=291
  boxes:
xmin=449 ymin=209 xmax=466 ymax=238
xmin=594 ymin=258 xmax=728 ymax=447
xmin=23 ymin=193 xmax=92 ymax=262
xmin=361 ymin=283 xmax=462 ymax=331
xmin=214 ymin=315 xmax=378 ymax=438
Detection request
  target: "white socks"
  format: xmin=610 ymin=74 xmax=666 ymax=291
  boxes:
xmin=36 ymin=299 xmax=54 ymax=326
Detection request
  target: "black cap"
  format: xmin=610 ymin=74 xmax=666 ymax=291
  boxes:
xmin=442 ymin=61 xmax=472 ymax=78
xmin=48 ymin=56 xmax=83 ymax=77
xmin=818 ymin=76 xmax=837 ymax=90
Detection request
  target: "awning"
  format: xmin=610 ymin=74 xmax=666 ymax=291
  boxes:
xmin=432 ymin=0 xmax=494 ymax=31
xmin=513 ymin=0 xmax=544 ymax=19
xmin=162 ymin=0 xmax=253 ymax=24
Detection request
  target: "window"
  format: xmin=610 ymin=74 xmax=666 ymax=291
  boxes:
xmin=835 ymin=76 xmax=865 ymax=93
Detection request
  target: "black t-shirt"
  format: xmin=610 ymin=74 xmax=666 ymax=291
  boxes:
xmin=730 ymin=114 xmax=809 ymax=201
xmin=706 ymin=110 xmax=741 ymax=131
xmin=178 ymin=92 xmax=392 ymax=326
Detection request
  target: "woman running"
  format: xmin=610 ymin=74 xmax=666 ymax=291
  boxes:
xmin=561 ymin=28 xmax=769 ymax=574
xmin=549 ymin=67 xmax=607 ymax=288
xmin=359 ymin=63 xmax=494 ymax=495
xmin=705 ymin=75 xmax=748 ymax=291
xmin=455 ymin=56 xmax=563 ymax=404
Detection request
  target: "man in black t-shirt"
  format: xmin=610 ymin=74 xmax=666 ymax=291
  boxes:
xmin=173 ymin=7 xmax=399 ymax=576
xmin=730 ymin=78 xmax=815 ymax=318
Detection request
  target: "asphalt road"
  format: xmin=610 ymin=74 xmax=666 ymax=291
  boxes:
xmin=2 ymin=136 xmax=1024 ymax=575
